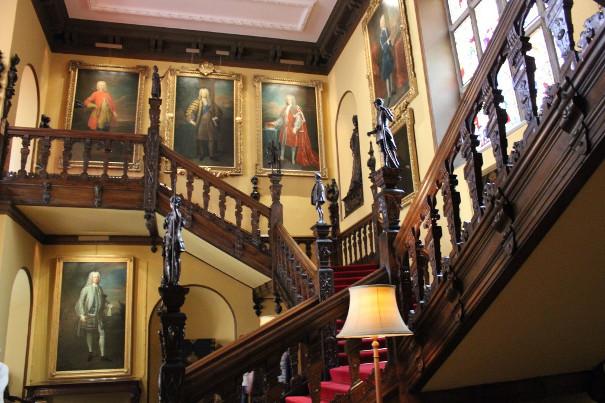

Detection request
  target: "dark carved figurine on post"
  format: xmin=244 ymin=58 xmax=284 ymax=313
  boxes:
xmin=367 ymin=98 xmax=399 ymax=169
xmin=311 ymin=172 xmax=327 ymax=223
xmin=152 ymin=65 xmax=161 ymax=99
xmin=162 ymin=195 xmax=186 ymax=286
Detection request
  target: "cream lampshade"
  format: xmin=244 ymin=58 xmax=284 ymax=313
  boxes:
xmin=337 ymin=284 xmax=412 ymax=339
xmin=337 ymin=284 xmax=412 ymax=403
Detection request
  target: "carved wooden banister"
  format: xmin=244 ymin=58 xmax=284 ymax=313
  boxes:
xmin=183 ymin=268 xmax=389 ymax=403
xmin=159 ymin=144 xmax=271 ymax=218
xmin=274 ymin=223 xmax=318 ymax=307
xmin=5 ymin=127 xmax=148 ymax=142
xmin=382 ymin=0 xmax=605 ymax=397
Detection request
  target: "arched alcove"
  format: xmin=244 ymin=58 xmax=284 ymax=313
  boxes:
xmin=335 ymin=91 xmax=363 ymax=217
xmin=3 ymin=268 xmax=32 ymax=398
xmin=146 ymin=285 xmax=236 ymax=402
xmin=9 ymin=64 xmax=40 ymax=173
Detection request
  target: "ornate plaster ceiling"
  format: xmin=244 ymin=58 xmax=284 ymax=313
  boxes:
xmin=64 ymin=0 xmax=338 ymax=42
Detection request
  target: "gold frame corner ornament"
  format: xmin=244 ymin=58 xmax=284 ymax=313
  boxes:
xmin=63 ymin=61 xmax=149 ymax=171
xmin=48 ymin=256 xmax=134 ymax=380
xmin=362 ymin=0 xmax=418 ymax=123
xmin=254 ymin=75 xmax=328 ymax=178
xmin=164 ymin=63 xmax=243 ymax=176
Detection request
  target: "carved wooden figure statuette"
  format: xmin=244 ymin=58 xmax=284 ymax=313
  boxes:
xmin=311 ymin=172 xmax=327 ymax=223
xmin=367 ymin=98 xmax=399 ymax=169
xmin=162 ymin=195 xmax=186 ymax=286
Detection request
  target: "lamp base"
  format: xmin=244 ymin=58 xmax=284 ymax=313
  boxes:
xmin=372 ymin=336 xmax=383 ymax=403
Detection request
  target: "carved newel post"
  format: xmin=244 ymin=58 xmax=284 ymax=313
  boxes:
xmin=144 ymin=66 xmax=162 ymax=252
xmin=326 ymin=179 xmax=341 ymax=266
xmin=268 ymin=141 xmax=284 ymax=313
xmin=311 ymin=174 xmax=338 ymax=374
xmin=367 ymin=100 xmax=405 ymax=295
xmin=158 ymin=195 xmax=189 ymax=403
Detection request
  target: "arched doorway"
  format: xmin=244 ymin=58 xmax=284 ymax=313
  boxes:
xmin=146 ymin=285 xmax=237 ymax=402
xmin=3 ymin=268 xmax=33 ymax=398
xmin=9 ymin=64 xmax=40 ymax=173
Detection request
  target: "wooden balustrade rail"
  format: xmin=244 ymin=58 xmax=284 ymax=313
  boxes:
xmin=183 ymin=268 xmax=389 ymax=403
xmin=274 ymin=223 xmax=318 ymax=307
xmin=337 ymin=212 xmax=379 ymax=266
xmin=2 ymin=127 xmax=147 ymax=180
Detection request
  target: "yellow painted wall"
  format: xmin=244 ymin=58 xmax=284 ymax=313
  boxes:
xmin=326 ymin=0 xmax=436 ymax=232
xmin=0 ymin=216 xmax=39 ymax=363
xmin=26 ymin=244 xmax=259 ymax=402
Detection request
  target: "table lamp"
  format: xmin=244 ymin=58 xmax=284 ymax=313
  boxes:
xmin=337 ymin=284 xmax=413 ymax=403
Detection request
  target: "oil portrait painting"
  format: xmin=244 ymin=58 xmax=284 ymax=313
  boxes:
xmin=165 ymin=64 xmax=243 ymax=175
xmin=64 ymin=62 xmax=147 ymax=168
xmin=363 ymin=0 xmax=416 ymax=116
xmin=256 ymin=77 xmax=326 ymax=177
xmin=49 ymin=256 xmax=133 ymax=379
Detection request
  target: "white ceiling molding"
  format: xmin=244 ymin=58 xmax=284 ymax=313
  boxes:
xmin=65 ymin=0 xmax=337 ymax=42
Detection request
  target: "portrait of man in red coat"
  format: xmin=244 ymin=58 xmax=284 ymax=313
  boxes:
xmin=266 ymin=94 xmax=319 ymax=169
xmin=83 ymin=81 xmax=118 ymax=131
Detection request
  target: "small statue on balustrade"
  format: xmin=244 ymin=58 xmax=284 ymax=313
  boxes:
xmin=151 ymin=65 xmax=161 ymax=99
xmin=367 ymin=98 xmax=400 ymax=169
xmin=311 ymin=172 xmax=326 ymax=223
xmin=162 ymin=195 xmax=186 ymax=287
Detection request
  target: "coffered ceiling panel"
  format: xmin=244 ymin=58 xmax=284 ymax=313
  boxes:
xmin=65 ymin=0 xmax=337 ymax=42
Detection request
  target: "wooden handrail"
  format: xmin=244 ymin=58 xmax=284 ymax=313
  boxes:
xmin=159 ymin=144 xmax=271 ymax=218
xmin=183 ymin=268 xmax=388 ymax=402
xmin=6 ymin=126 xmax=148 ymax=143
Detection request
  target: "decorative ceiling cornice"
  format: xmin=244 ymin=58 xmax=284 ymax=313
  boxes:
xmin=31 ymin=0 xmax=369 ymax=74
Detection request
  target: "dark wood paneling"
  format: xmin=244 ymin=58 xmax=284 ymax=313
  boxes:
xmin=31 ymin=0 xmax=370 ymax=74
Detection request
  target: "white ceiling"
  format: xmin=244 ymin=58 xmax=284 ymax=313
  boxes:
xmin=64 ymin=0 xmax=338 ymax=42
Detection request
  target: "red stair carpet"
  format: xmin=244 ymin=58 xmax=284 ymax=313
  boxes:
xmin=285 ymin=264 xmax=386 ymax=403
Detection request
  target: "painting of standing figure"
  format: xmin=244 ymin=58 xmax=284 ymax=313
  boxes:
xmin=256 ymin=77 xmax=326 ymax=177
xmin=363 ymin=0 xmax=417 ymax=118
xmin=48 ymin=257 xmax=133 ymax=379
xmin=164 ymin=63 xmax=243 ymax=175
xmin=64 ymin=61 xmax=148 ymax=169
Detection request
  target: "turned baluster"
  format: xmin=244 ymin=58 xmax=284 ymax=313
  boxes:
xmin=101 ymin=139 xmax=112 ymax=179
xmin=544 ymin=0 xmax=576 ymax=74
xmin=347 ymin=235 xmax=353 ymax=265
xmin=368 ymin=220 xmax=375 ymax=256
xmin=16 ymin=135 xmax=31 ymax=178
xmin=300 ymin=330 xmax=322 ymax=402
xmin=361 ymin=224 xmax=369 ymax=260
xmin=121 ymin=141 xmax=131 ymax=179
xmin=202 ymin=181 xmax=210 ymax=211
xmin=235 ymin=199 xmax=243 ymax=228
xmin=185 ymin=171 xmax=194 ymax=203
xmin=81 ymin=138 xmax=92 ymax=178
xmin=424 ymin=193 xmax=443 ymax=287
xmin=61 ymin=138 xmax=72 ymax=178
xmin=170 ymin=160 xmax=177 ymax=192
xmin=219 ymin=190 xmax=227 ymax=221
xmin=483 ymin=70 xmax=511 ymax=180
xmin=460 ymin=117 xmax=485 ymax=224
xmin=400 ymin=252 xmax=414 ymax=323
xmin=305 ymin=241 xmax=312 ymax=258
xmin=442 ymin=155 xmax=463 ymax=257
xmin=508 ymin=18 xmax=540 ymax=145
xmin=38 ymin=136 xmax=51 ymax=179
xmin=251 ymin=208 xmax=261 ymax=247
xmin=352 ymin=232 xmax=359 ymax=263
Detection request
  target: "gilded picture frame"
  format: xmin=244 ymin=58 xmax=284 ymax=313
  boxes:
xmin=48 ymin=256 xmax=134 ymax=379
xmin=63 ymin=61 xmax=148 ymax=170
xmin=392 ymin=107 xmax=420 ymax=206
xmin=363 ymin=0 xmax=417 ymax=121
xmin=164 ymin=62 xmax=243 ymax=176
xmin=255 ymin=76 xmax=327 ymax=177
